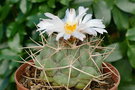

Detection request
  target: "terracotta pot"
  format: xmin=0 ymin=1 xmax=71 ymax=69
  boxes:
xmin=15 ymin=61 xmax=120 ymax=90
xmin=102 ymin=63 xmax=120 ymax=90
xmin=14 ymin=60 xmax=33 ymax=90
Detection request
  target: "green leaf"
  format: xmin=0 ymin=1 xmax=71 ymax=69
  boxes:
xmin=9 ymin=61 xmax=19 ymax=70
xmin=73 ymin=0 xmax=93 ymax=6
xmin=0 ymin=50 xmax=15 ymax=57
xmin=15 ymin=12 xmax=26 ymax=24
xmin=6 ymin=22 xmax=25 ymax=39
xmin=0 ymin=50 xmax=16 ymax=60
xmin=119 ymin=85 xmax=135 ymax=90
xmin=0 ymin=60 xmax=9 ymax=75
xmin=127 ymin=45 xmax=135 ymax=68
xmin=9 ymin=0 xmax=19 ymax=3
xmin=130 ymin=0 xmax=135 ymax=2
xmin=47 ymin=0 xmax=55 ymax=8
xmin=115 ymin=0 xmax=135 ymax=14
xmin=104 ymin=0 xmax=114 ymax=10
xmin=0 ymin=55 xmax=19 ymax=61
xmin=26 ymin=13 xmax=45 ymax=28
xmin=93 ymin=0 xmax=111 ymax=25
xmin=39 ymin=4 xmax=53 ymax=13
xmin=119 ymin=40 xmax=128 ymax=56
xmin=113 ymin=59 xmax=132 ymax=82
xmin=112 ymin=7 xmax=129 ymax=30
xmin=0 ymin=76 xmax=10 ymax=90
xmin=19 ymin=0 xmax=27 ymax=14
xmin=19 ymin=0 xmax=32 ymax=14
xmin=8 ymin=34 xmax=22 ymax=53
xmin=0 ymin=49 xmax=19 ymax=60
xmin=6 ymin=23 xmax=17 ymax=38
xmin=126 ymin=27 xmax=135 ymax=41
xmin=57 ymin=7 xmax=67 ymax=18
xmin=9 ymin=73 xmax=15 ymax=83
xmin=129 ymin=16 xmax=135 ymax=28
xmin=0 ymin=3 xmax=12 ymax=22
xmin=60 ymin=0 xmax=71 ymax=6
xmin=30 ymin=0 xmax=45 ymax=3
xmin=105 ymin=43 xmax=123 ymax=62
xmin=0 ymin=24 xmax=4 ymax=42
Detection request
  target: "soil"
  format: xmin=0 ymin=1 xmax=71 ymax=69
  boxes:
xmin=19 ymin=66 xmax=115 ymax=90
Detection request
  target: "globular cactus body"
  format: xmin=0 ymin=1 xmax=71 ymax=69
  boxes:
xmin=35 ymin=37 xmax=104 ymax=89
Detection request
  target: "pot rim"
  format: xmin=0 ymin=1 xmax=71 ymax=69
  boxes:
xmin=14 ymin=60 xmax=34 ymax=90
xmin=103 ymin=63 xmax=120 ymax=90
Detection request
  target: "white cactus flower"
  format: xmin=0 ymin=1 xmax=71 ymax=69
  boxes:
xmin=37 ymin=6 xmax=107 ymax=41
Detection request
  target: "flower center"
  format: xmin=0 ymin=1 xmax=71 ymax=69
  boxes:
xmin=64 ymin=23 xmax=77 ymax=34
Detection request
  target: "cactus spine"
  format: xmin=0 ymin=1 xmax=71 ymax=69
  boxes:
xmin=32 ymin=36 xmax=110 ymax=89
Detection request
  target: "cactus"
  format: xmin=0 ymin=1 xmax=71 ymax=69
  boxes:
xmin=23 ymin=6 xmax=112 ymax=90
xmin=33 ymin=36 xmax=108 ymax=89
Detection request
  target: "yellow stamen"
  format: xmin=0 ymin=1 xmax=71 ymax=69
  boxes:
xmin=64 ymin=23 xmax=77 ymax=34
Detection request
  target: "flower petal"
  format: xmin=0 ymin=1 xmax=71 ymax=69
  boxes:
xmin=86 ymin=19 xmax=105 ymax=28
xmin=65 ymin=8 xmax=76 ymax=23
xmin=91 ymin=28 xmax=107 ymax=34
xmin=77 ymin=6 xmax=88 ymax=24
xmin=37 ymin=18 xmax=65 ymax=35
xmin=82 ymin=14 xmax=92 ymax=23
xmin=47 ymin=31 xmax=54 ymax=36
xmin=45 ymin=13 xmax=59 ymax=20
xmin=78 ymin=6 xmax=88 ymax=15
xmin=45 ymin=13 xmax=64 ymax=24
xmin=64 ymin=34 xmax=71 ymax=40
xmin=72 ymin=31 xmax=86 ymax=41
xmin=82 ymin=28 xmax=97 ymax=36
xmin=37 ymin=6 xmax=107 ymax=40
xmin=37 ymin=20 xmax=53 ymax=31
xmin=56 ymin=32 xmax=64 ymax=41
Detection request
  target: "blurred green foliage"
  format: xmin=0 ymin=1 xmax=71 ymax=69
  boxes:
xmin=0 ymin=0 xmax=135 ymax=90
